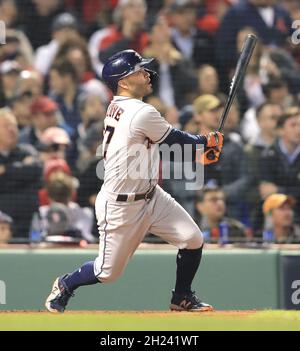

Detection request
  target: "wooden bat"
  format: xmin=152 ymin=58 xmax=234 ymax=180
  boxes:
xmin=218 ymin=33 xmax=258 ymax=132
xmin=206 ymin=33 xmax=258 ymax=160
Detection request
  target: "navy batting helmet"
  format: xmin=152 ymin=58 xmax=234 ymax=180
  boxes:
xmin=102 ymin=49 xmax=157 ymax=93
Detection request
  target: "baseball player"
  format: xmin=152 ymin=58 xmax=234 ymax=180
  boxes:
xmin=45 ymin=50 xmax=224 ymax=313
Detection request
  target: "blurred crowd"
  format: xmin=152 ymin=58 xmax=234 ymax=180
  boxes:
xmin=0 ymin=0 xmax=300 ymax=245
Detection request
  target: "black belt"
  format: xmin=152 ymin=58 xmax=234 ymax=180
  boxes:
xmin=116 ymin=187 xmax=156 ymax=202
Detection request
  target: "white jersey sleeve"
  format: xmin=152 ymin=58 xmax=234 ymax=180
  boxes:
xmin=130 ymin=104 xmax=172 ymax=143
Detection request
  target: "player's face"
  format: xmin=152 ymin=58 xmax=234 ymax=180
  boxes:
xmin=120 ymin=69 xmax=153 ymax=98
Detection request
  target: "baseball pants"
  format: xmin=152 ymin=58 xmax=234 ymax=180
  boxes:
xmin=94 ymin=185 xmax=203 ymax=283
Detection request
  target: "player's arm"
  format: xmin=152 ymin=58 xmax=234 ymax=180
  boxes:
xmin=161 ymin=128 xmax=224 ymax=164
xmin=130 ymin=105 xmax=223 ymax=164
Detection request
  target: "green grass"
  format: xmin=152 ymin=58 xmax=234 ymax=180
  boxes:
xmin=0 ymin=310 xmax=300 ymax=331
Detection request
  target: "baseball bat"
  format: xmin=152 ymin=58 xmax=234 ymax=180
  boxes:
xmin=206 ymin=33 xmax=257 ymax=160
xmin=218 ymin=33 xmax=258 ymax=132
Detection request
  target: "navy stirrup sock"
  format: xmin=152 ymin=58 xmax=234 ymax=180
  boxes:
xmin=175 ymin=246 xmax=203 ymax=294
xmin=62 ymin=261 xmax=99 ymax=292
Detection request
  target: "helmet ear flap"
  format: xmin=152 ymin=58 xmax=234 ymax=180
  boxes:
xmin=145 ymin=69 xmax=158 ymax=86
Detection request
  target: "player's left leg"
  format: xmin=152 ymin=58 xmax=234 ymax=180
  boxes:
xmin=149 ymin=186 xmax=213 ymax=312
xmin=45 ymin=190 xmax=151 ymax=313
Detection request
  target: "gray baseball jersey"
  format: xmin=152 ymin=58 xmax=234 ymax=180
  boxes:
xmin=102 ymin=96 xmax=171 ymax=193
xmin=94 ymin=96 xmax=203 ymax=282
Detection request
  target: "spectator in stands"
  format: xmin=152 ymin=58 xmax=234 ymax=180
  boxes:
xmin=244 ymin=102 xmax=283 ymax=230
xmin=8 ymin=90 xmax=34 ymax=130
xmin=262 ymin=78 xmax=294 ymax=108
xmin=0 ymin=108 xmax=42 ymax=238
xmin=260 ymin=107 xmax=300 ymax=223
xmin=16 ymin=70 xmax=43 ymax=99
xmin=19 ymin=96 xmax=62 ymax=147
xmin=180 ymin=109 xmax=198 ymax=134
xmin=65 ymin=0 xmax=117 ymax=30
xmin=282 ymin=0 xmax=300 ymax=21
xmin=0 ymin=0 xmax=18 ymax=28
xmin=38 ymin=126 xmax=71 ymax=164
xmin=0 ymin=1 xmax=34 ymax=66
xmin=49 ymin=61 xmax=81 ymax=132
xmin=38 ymin=158 xmax=75 ymax=206
xmin=144 ymin=16 xmax=197 ymax=109
xmin=77 ymin=121 xmax=103 ymax=201
xmin=236 ymin=27 xmax=265 ymax=114
xmin=34 ymin=12 xmax=81 ymax=75
xmin=193 ymin=93 xmax=223 ymax=134
xmin=0 ymin=61 xmax=21 ymax=104
xmin=77 ymin=121 xmax=103 ymax=237
xmin=222 ymin=99 xmax=241 ymax=139
xmin=198 ymin=0 xmax=231 ymax=35
xmin=193 ymin=94 xmax=250 ymax=218
xmin=54 ymin=38 xmax=94 ymax=82
xmin=264 ymin=47 xmax=300 ymax=96
xmin=0 ymin=28 xmax=34 ymax=68
xmin=21 ymin=0 xmax=66 ymax=50
xmin=262 ymin=194 xmax=300 ymax=243
xmin=247 ymin=102 xmax=283 ymax=147
xmin=53 ymin=39 xmax=110 ymax=103
xmin=241 ymin=78 xmax=293 ymax=143
xmin=39 ymin=172 xmax=95 ymax=242
xmin=168 ymin=0 xmax=215 ymax=67
xmin=77 ymin=94 xmax=106 ymax=153
xmin=197 ymin=64 xmax=220 ymax=97
xmin=0 ymin=210 xmax=13 ymax=244
xmin=89 ymin=0 xmax=149 ymax=76
xmin=195 ymin=184 xmax=247 ymax=244
xmin=216 ymin=0 xmax=293 ymax=89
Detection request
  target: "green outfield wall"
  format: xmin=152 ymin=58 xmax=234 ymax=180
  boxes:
xmin=0 ymin=248 xmax=287 ymax=310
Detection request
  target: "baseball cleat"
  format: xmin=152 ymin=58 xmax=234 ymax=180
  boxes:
xmin=45 ymin=275 xmax=74 ymax=313
xmin=169 ymin=290 xmax=213 ymax=312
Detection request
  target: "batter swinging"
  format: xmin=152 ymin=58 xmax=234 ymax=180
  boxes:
xmin=45 ymin=50 xmax=223 ymax=313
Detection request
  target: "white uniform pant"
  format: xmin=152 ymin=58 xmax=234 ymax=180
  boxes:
xmin=94 ymin=185 xmax=203 ymax=283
